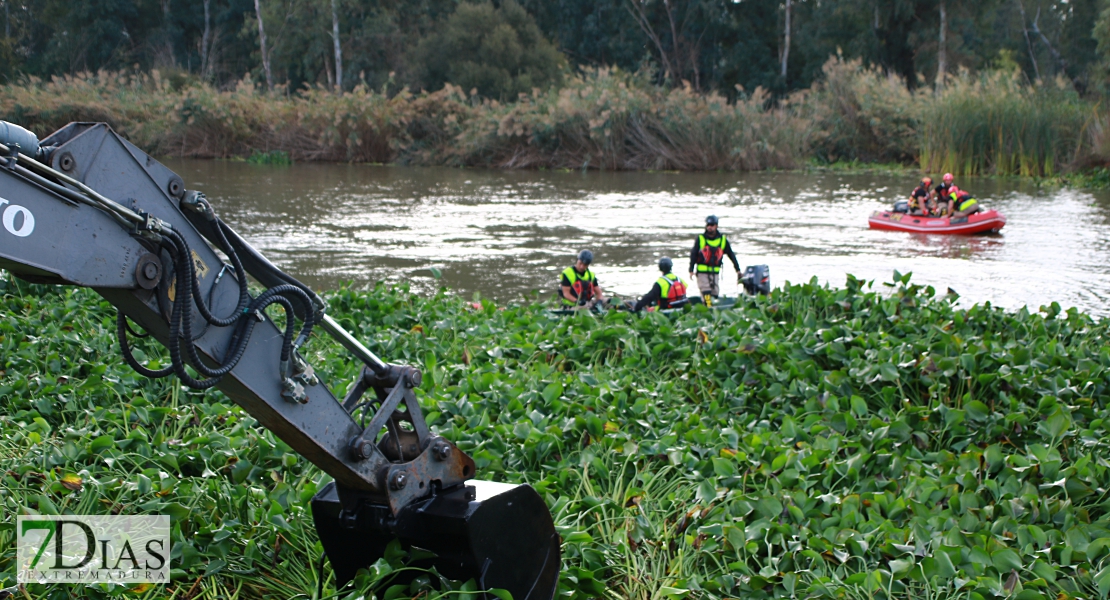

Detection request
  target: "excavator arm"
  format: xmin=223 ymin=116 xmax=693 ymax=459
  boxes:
xmin=0 ymin=121 xmax=559 ymax=599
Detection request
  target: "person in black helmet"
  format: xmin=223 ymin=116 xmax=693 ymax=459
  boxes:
xmin=688 ymin=215 xmax=740 ymax=301
xmin=633 ymin=257 xmax=689 ymax=312
xmin=560 ymin=249 xmax=605 ymax=307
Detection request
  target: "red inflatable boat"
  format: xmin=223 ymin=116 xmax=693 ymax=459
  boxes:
xmin=868 ymin=209 xmax=1006 ymax=234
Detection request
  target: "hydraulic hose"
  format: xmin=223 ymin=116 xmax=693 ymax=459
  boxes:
xmin=156 ymin=229 xmax=315 ymax=385
xmin=0 ymin=126 xmax=324 ymax=391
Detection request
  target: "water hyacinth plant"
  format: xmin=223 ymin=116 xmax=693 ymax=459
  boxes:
xmin=3 ymin=268 xmax=1110 ymax=599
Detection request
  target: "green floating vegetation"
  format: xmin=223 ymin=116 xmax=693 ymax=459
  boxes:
xmin=1059 ymin=166 xmax=1110 ymax=190
xmin=3 ymin=270 xmax=1110 ymax=599
xmin=246 ymin=149 xmax=293 ymax=166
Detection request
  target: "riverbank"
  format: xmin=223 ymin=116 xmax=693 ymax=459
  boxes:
xmin=3 ymin=270 xmax=1110 ymax=599
xmin=2 ymin=59 xmax=1104 ymax=178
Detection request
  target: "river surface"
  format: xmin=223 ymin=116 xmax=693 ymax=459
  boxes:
xmin=162 ymin=159 xmax=1110 ymax=317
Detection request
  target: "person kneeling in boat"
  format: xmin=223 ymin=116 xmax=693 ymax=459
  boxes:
xmin=689 ymin=215 xmax=741 ymax=303
xmin=560 ymin=249 xmax=606 ymax=309
xmin=946 ymin=186 xmax=982 ymax=219
xmin=908 ymin=177 xmax=932 ymax=215
xmin=633 ymin=257 xmax=689 ymax=312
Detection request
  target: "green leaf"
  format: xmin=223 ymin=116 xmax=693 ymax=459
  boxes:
xmin=383 ymin=584 xmax=410 ymax=600
xmin=542 ymin=382 xmax=563 ymax=403
xmin=878 ymin=363 xmax=899 ymax=382
xmin=756 ymin=496 xmax=783 ymax=519
xmin=204 ymin=559 xmax=226 ymax=575
xmin=162 ymin=502 xmax=191 ymax=520
xmin=934 ymin=548 xmax=958 ymax=579
xmin=562 ymin=531 xmax=592 ymax=544
xmin=991 ymin=548 xmax=1022 ymax=573
xmin=712 ymin=457 xmax=736 ymax=477
xmin=697 ymin=479 xmax=718 ymax=503
xmin=1044 ymin=408 xmax=1071 ymax=439
xmin=850 ymin=395 xmax=869 ymax=417
xmin=1095 ymin=564 xmax=1110 ymax=598
xmin=890 ymin=557 xmax=915 ymax=575
xmin=966 ymin=401 xmax=991 ymax=421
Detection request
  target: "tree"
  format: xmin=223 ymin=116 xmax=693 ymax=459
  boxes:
xmin=410 ymin=0 xmax=565 ymax=99
xmin=331 ymin=0 xmax=343 ymax=90
xmin=937 ymin=0 xmax=946 ymax=89
xmin=781 ymin=0 xmax=791 ymax=81
xmin=254 ymin=0 xmax=273 ymax=89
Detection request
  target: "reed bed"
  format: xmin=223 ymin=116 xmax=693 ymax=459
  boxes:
xmin=0 ymin=61 xmax=1104 ymax=174
xmin=919 ymin=71 xmax=1096 ymax=177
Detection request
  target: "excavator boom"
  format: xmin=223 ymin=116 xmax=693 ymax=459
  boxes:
xmin=0 ymin=122 xmax=559 ymax=599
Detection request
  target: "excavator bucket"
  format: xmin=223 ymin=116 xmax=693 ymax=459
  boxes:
xmin=312 ymin=480 xmax=561 ymax=600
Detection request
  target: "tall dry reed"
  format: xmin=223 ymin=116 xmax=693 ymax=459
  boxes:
xmin=0 ymin=62 xmax=1103 ymax=174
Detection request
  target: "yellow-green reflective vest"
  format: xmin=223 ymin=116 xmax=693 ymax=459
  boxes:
xmin=950 ymin=192 xmax=978 ymax=212
xmin=696 ymin=234 xmax=727 ymax=272
xmin=561 ymin=266 xmax=597 ymax=305
xmin=656 ymin=273 xmax=688 ymax=308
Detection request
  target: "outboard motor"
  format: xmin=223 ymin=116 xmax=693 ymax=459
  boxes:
xmin=741 ymin=265 xmax=771 ymax=296
xmin=892 ymin=200 xmax=910 ymax=214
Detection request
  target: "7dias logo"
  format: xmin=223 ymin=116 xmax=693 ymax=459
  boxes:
xmin=17 ymin=515 xmax=170 ymax=584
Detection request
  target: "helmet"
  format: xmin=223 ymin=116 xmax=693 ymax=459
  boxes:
xmin=948 ymin=186 xmax=960 ymax=197
xmin=705 ymin=215 xmax=719 ymax=226
xmin=943 ymin=173 xmax=954 ymax=183
xmin=921 ymin=176 xmax=932 ymax=186
xmin=658 ymin=257 xmax=673 ymax=272
xmin=577 ymin=249 xmax=593 ymax=265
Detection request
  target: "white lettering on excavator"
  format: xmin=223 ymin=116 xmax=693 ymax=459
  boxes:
xmin=0 ymin=197 xmax=35 ymax=237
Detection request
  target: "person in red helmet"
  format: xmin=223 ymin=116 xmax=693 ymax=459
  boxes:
xmin=908 ymin=177 xmax=932 ymax=215
xmin=932 ymin=173 xmax=955 ymax=214
xmin=945 ymin=186 xmax=982 ymax=219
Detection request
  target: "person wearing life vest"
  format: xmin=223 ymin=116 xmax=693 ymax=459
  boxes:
xmin=908 ymin=177 xmax=932 ymax=215
xmin=688 ymin=215 xmax=740 ymax=301
xmin=633 ymin=257 xmax=689 ymax=312
xmin=560 ymin=249 xmax=605 ymax=307
xmin=945 ymin=186 xmax=981 ymax=218
xmin=932 ymin=173 xmax=955 ymax=215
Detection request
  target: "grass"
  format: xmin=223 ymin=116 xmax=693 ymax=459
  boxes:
xmin=2 ymin=61 xmax=1106 ymax=177
xmin=3 ymin=270 xmax=1110 ymax=599
xmin=246 ymin=150 xmax=293 ymax=166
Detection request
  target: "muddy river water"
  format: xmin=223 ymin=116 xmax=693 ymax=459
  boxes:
xmin=162 ymin=159 xmax=1110 ymax=317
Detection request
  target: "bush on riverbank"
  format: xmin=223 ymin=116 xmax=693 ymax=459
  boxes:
xmin=0 ymin=60 xmax=1104 ymax=175
xmin=4 ymin=269 xmax=1110 ymax=599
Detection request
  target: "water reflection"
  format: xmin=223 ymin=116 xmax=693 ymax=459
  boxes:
xmin=162 ymin=159 xmax=1110 ymax=317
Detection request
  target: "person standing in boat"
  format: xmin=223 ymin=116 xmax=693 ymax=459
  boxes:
xmin=560 ymin=249 xmax=605 ymax=308
xmin=945 ymin=186 xmax=982 ymax=219
xmin=633 ymin=257 xmax=689 ymax=312
xmin=908 ymin=177 xmax=932 ymax=215
xmin=688 ymin=215 xmax=741 ymax=303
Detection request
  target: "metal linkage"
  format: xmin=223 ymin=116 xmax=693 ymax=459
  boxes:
xmin=0 ymin=139 xmax=144 ymax=227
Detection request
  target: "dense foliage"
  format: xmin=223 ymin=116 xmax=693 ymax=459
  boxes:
xmin=409 ymin=0 xmax=564 ymax=101
xmin=3 ymin=269 xmax=1110 ymax=599
xmin=1 ymin=0 xmax=1109 ymax=96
